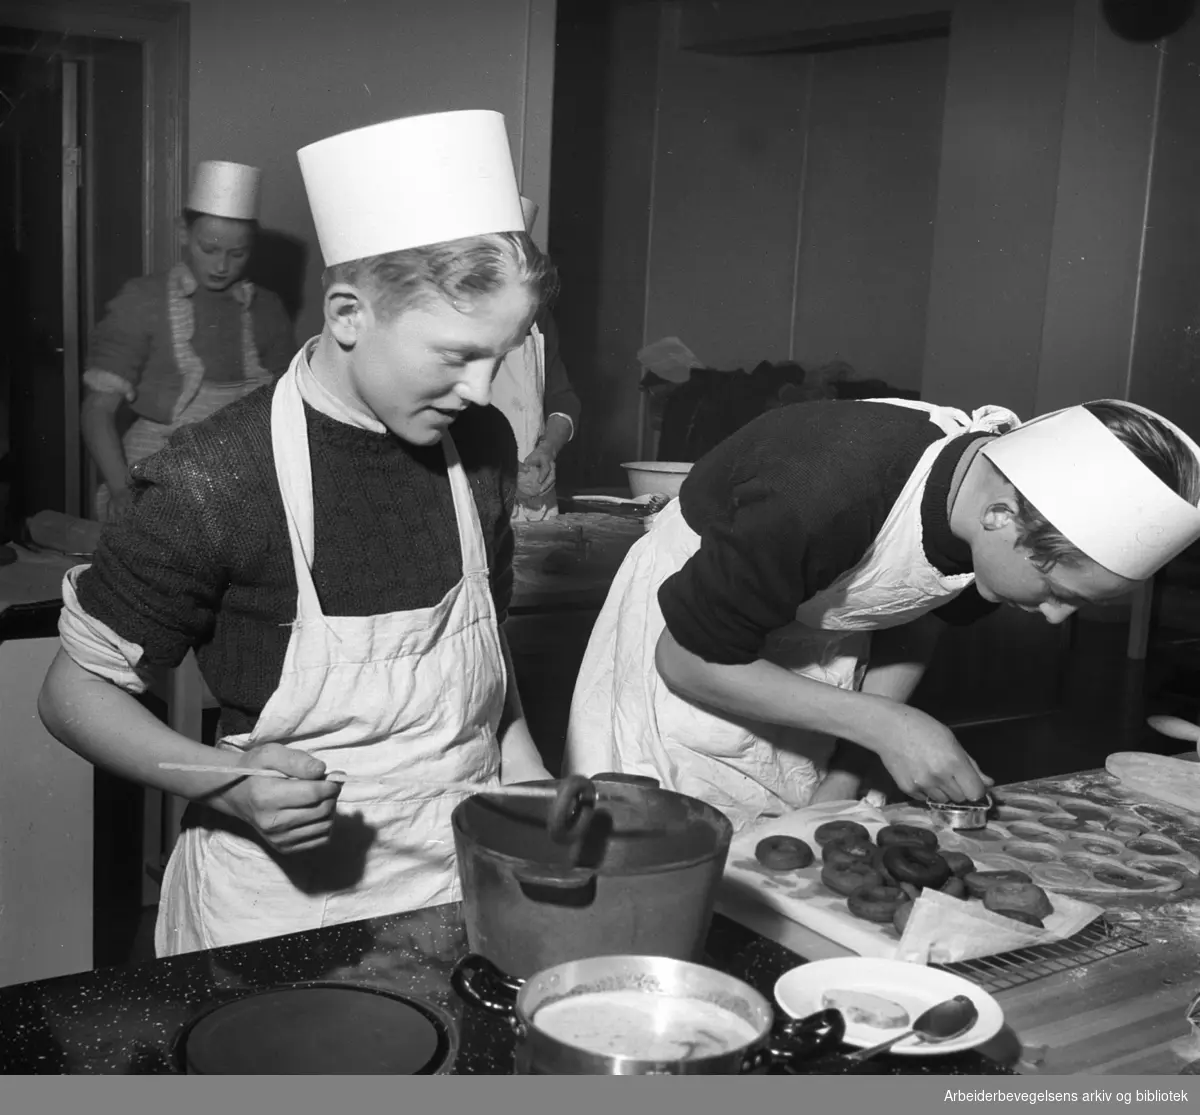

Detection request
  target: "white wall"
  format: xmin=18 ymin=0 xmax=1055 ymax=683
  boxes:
xmin=186 ymin=0 xmax=557 ymax=339
xmin=0 ymin=637 xmax=93 ymax=988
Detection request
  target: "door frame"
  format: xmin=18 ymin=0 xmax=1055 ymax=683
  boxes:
xmin=0 ymin=1 xmax=187 ymax=281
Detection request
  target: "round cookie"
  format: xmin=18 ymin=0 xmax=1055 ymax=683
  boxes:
xmin=942 ymin=851 xmax=976 ymax=878
xmin=982 ymin=882 xmax=1053 ymax=920
xmin=964 ymin=869 xmax=1032 ymax=899
xmin=824 ymin=841 xmax=875 ymax=869
xmin=991 ymin=909 xmax=1044 ymax=929
xmin=821 ymin=861 xmax=883 ymax=897
xmin=881 ymin=846 xmax=952 ymax=890
xmin=847 ymin=884 xmax=908 ymax=925
xmin=876 ymin=824 xmax=938 ymax=850
xmin=813 ymin=820 xmax=871 ymax=848
xmin=940 ymin=875 xmax=967 ymax=899
xmin=755 ymin=835 xmax=815 ymax=871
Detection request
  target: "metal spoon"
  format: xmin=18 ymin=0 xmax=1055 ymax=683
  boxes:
xmin=844 ymin=994 xmax=978 ymax=1063
xmin=1147 ymin=714 xmax=1200 ymax=745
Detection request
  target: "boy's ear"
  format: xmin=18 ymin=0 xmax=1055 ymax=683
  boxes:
xmin=980 ymin=497 xmax=1019 ymax=534
xmin=325 ymin=283 xmax=368 ymax=349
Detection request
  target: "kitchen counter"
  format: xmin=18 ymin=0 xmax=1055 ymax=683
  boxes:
xmin=0 ymin=906 xmax=1012 ymax=1075
xmin=721 ymin=768 xmax=1200 ymax=1076
xmin=510 ymin=511 xmax=645 ymax=615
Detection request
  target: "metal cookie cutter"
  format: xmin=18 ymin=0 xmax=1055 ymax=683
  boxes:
xmin=925 ymin=793 xmax=993 ymax=831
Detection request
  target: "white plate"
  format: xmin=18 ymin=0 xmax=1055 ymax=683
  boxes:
xmin=774 ymin=958 xmax=1004 ymax=1056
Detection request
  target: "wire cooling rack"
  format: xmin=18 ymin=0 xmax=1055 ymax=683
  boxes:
xmin=930 ymin=917 xmax=1148 ymax=993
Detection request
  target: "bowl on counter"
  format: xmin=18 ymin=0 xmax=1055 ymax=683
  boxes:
xmin=621 ymin=461 xmax=693 ymax=499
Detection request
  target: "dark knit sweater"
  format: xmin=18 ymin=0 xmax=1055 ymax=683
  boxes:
xmin=77 ymin=380 xmax=517 ymax=737
xmin=659 ymin=401 xmax=998 ymax=665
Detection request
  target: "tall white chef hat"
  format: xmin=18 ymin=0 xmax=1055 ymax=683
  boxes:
xmin=981 ymin=400 xmax=1200 ymax=581
xmin=297 ymin=110 xmax=525 ymax=267
xmin=187 ymin=161 xmax=262 ymax=221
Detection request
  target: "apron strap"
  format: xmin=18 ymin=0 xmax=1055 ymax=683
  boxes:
xmin=440 ymin=432 xmax=490 ymax=578
xmin=271 ymin=360 xmax=325 ymax=621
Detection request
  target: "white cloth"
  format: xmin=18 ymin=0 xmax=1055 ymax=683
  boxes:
xmin=154 ymin=349 xmax=506 ymax=956
xmin=491 ymin=323 xmax=557 ymax=522
xmin=58 ymin=564 xmax=148 ymax=693
xmin=563 ymin=399 xmax=1020 ymax=834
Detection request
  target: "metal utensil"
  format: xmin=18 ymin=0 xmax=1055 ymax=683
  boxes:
xmin=925 ymin=793 xmax=993 ymax=831
xmin=157 ymin=764 xmax=600 ymax=842
xmin=1147 ymin=714 xmax=1200 ymax=745
xmin=844 ymin=994 xmax=978 ymax=1063
xmin=160 ymin=762 xmax=553 ymax=796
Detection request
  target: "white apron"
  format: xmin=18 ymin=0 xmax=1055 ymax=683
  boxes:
xmin=492 ymin=323 xmax=557 ymax=522
xmin=155 ymin=353 xmax=505 ymax=957
xmin=564 ymin=400 xmax=1019 ymax=833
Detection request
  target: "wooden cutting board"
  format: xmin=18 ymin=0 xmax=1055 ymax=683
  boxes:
xmin=1105 ymin=752 xmax=1200 ymax=814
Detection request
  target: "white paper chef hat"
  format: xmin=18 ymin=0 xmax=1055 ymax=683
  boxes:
xmin=519 ymin=195 xmax=540 ymax=232
xmin=981 ymin=400 xmax=1200 ymax=580
xmin=188 ymin=161 xmax=262 ymax=221
xmin=297 ymin=110 xmax=524 ymax=267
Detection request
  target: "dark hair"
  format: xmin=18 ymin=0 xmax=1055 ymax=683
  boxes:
xmin=321 ymin=230 xmax=558 ymax=317
xmin=1009 ymin=401 xmax=1200 ymax=571
xmin=182 ymin=208 xmax=259 ymax=232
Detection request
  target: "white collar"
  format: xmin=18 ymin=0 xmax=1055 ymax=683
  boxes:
xmin=293 ymin=338 xmax=387 ymax=434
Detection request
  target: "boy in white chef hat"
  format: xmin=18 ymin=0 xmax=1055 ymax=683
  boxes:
xmin=565 ymin=395 xmax=1200 ymax=831
xmin=81 ymin=159 xmax=294 ymax=522
xmin=43 ymin=111 xmax=558 ymax=956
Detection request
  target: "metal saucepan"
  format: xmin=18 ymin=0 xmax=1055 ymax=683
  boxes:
xmin=451 ymin=953 xmax=844 ymax=1075
xmin=452 ymin=774 xmax=733 ymax=980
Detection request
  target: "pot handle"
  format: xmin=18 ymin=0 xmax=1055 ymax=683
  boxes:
xmin=743 ymin=1008 xmax=845 ymax=1073
xmin=511 ymin=864 xmax=598 ymax=891
xmin=593 ymin=772 xmax=661 ymax=789
xmin=451 ymin=953 xmax=524 ymax=1017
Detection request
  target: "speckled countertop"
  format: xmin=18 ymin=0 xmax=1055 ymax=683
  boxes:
xmin=0 ymin=906 xmax=1012 ymax=1075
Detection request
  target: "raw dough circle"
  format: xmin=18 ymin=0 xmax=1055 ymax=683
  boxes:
xmin=1124 ymin=836 xmax=1180 ymax=857
xmin=1006 ymin=822 xmax=1066 ymax=844
xmin=1003 ymin=842 xmax=1058 ymax=864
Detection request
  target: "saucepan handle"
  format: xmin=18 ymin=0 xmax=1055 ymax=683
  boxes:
xmin=511 ymin=864 xmax=598 ymax=892
xmin=451 ymin=953 xmax=524 ymax=1017
xmin=742 ymin=1008 xmax=845 ymax=1073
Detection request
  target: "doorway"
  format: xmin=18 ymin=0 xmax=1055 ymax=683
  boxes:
xmin=0 ymin=0 xmax=187 ymax=971
xmin=0 ymin=28 xmax=144 ymax=529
